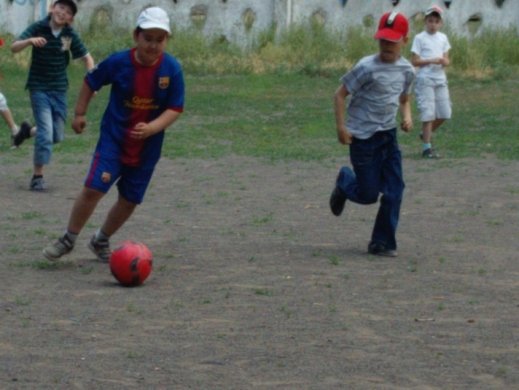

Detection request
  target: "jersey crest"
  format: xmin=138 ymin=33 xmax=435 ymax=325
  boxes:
xmin=158 ymin=77 xmax=170 ymax=89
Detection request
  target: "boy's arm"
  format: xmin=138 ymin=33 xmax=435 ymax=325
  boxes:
xmin=131 ymin=109 xmax=182 ymax=140
xmin=411 ymin=52 xmax=448 ymax=67
xmin=399 ymin=94 xmax=412 ymax=132
xmin=440 ymin=51 xmax=450 ymax=67
xmin=334 ymin=84 xmax=352 ymax=145
xmin=11 ymin=37 xmax=47 ymax=53
xmin=81 ymin=53 xmax=95 ymax=71
xmin=72 ymin=81 xmax=96 ymax=134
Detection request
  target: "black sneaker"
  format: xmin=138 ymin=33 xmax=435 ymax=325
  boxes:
xmin=422 ymin=148 xmax=439 ymax=159
xmin=329 ymin=187 xmax=346 ymax=216
xmin=88 ymin=235 xmax=111 ymax=263
xmin=29 ymin=176 xmax=47 ymax=191
xmin=13 ymin=121 xmax=32 ymax=147
xmin=43 ymin=236 xmax=74 ymax=260
xmin=368 ymin=242 xmax=398 ymax=257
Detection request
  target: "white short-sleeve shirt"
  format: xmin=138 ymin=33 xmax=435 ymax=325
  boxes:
xmin=411 ymin=31 xmax=451 ymax=81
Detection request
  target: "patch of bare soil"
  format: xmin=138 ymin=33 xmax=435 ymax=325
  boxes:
xmin=1 ymin=153 xmax=518 ymax=389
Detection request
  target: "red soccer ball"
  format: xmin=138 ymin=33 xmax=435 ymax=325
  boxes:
xmin=109 ymin=241 xmax=153 ymax=287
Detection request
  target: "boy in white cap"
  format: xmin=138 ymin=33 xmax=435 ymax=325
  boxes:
xmin=43 ymin=7 xmax=185 ymax=262
xmin=329 ymin=11 xmax=415 ymax=257
xmin=411 ymin=5 xmax=452 ymax=158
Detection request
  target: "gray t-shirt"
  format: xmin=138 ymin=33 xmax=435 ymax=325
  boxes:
xmin=341 ymin=54 xmax=415 ymax=139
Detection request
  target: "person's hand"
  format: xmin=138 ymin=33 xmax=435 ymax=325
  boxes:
xmin=337 ymin=126 xmax=352 ymax=145
xmin=30 ymin=37 xmax=47 ymax=48
xmin=130 ymin=122 xmax=153 ymax=140
xmin=401 ymin=118 xmax=413 ymax=132
xmin=72 ymin=115 xmax=87 ymax=134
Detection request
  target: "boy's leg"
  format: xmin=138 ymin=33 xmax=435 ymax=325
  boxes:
xmin=370 ymin=136 xmax=404 ymax=253
xmin=331 ymin=134 xmax=383 ymax=216
xmin=88 ymin=165 xmax=150 ymax=262
xmin=0 ymin=108 xmax=17 ymax=133
xmin=344 ymin=137 xmax=382 ymax=205
xmin=68 ymin=187 xmax=106 ymax=233
xmin=30 ymin=92 xmax=53 ymax=190
xmin=99 ymin=195 xmax=138 ymax=237
xmin=421 ymin=121 xmax=433 ymax=143
xmin=431 ymin=118 xmax=445 ymax=132
xmin=433 ymin=82 xmax=451 ymax=132
xmin=421 ymin=121 xmax=439 ymax=158
xmin=87 ymin=195 xmax=137 ymax=263
xmin=0 ymin=94 xmax=20 ymax=147
xmin=43 ymin=186 xmax=105 ymax=260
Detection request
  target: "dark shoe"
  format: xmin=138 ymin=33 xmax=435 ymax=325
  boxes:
xmin=88 ymin=235 xmax=111 ymax=263
xmin=368 ymin=242 xmax=398 ymax=257
xmin=29 ymin=176 xmax=47 ymax=191
xmin=422 ymin=148 xmax=439 ymax=159
xmin=329 ymin=187 xmax=346 ymax=216
xmin=43 ymin=236 xmax=74 ymax=260
xmin=13 ymin=121 xmax=32 ymax=147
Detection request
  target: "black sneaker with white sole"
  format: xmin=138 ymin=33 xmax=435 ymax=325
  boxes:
xmin=13 ymin=121 xmax=32 ymax=147
xmin=368 ymin=242 xmax=398 ymax=257
xmin=88 ymin=235 xmax=111 ymax=263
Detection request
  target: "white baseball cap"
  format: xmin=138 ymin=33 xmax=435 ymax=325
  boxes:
xmin=136 ymin=7 xmax=171 ymax=34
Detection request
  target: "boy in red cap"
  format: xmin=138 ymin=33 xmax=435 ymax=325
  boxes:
xmin=329 ymin=11 xmax=415 ymax=257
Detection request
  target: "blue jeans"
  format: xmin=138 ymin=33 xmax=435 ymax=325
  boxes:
xmin=335 ymin=129 xmax=404 ymax=250
xmin=30 ymin=91 xmax=67 ymax=166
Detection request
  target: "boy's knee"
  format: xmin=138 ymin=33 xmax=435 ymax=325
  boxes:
xmin=358 ymin=188 xmax=380 ymax=204
xmin=0 ymin=93 xmax=8 ymax=111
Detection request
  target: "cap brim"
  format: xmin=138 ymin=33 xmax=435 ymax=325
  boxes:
xmin=374 ymin=29 xmax=404 ymax=42
xmin=139 ymin=22 xmax=171 ymax=34
xmin=425 ymin=11 xmax=442 ymax=19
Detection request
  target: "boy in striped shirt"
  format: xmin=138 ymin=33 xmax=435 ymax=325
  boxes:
xmin=11 ymin=0 xmax=94 ymax=191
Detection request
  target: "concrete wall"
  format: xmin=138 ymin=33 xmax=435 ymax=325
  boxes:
xmin=1 ymin=0 xmax=518 ymax=47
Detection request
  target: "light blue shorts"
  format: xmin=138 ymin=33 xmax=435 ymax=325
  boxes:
xmin=415 ymin=77 xmax=452 ymax=122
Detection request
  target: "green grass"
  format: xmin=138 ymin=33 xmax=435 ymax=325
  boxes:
xmin=1 ymin=69 xmax=518 ymax=161
xmin=1 ymin=25 xmax=518 ymax=161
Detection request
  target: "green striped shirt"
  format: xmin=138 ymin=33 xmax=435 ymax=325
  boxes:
xmin=19 ymin=15 xmax=89 ymax=92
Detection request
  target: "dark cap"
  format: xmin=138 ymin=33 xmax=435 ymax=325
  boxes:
xmin=54 ymin=0 xmax=78 ymax=16
xmin=425 ymin=5 xmax=443 ymax=19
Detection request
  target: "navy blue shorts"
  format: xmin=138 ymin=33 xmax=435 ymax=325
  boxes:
xmin=84 ymin=152 xmax=155 ymax=204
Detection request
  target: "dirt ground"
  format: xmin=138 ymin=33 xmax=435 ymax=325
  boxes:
xmin=0 ymin=151 xmax=518 ymax=389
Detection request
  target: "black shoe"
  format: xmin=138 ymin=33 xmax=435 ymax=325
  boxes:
xmin=13 ymin=121 xmax=32 ymax=147
xmin=422 ymin=148 xmax=439 ymax=159
xmin=329 ymin=187 xmax=346 ymax=216
xmin=368 ymin=242 xmax=398 ymax=257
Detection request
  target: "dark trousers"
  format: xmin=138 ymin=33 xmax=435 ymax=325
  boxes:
xmin=336 ymin=129 xmax=404 ymax=250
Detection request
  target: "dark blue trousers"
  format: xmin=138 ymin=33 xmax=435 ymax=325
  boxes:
xmin=335 ymin=129 xmax=404 ymax=250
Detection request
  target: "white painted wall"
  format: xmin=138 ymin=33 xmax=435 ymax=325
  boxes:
xmin=1 ymin=0 xmax=518 ymax=46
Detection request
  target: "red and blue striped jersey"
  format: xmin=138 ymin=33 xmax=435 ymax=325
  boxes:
xmin=85 ymin=48 xmax=184 ymax=168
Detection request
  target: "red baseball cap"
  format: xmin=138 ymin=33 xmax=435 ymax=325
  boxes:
xmin=374 ymin=11 xmax=409 ymax=42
